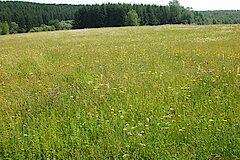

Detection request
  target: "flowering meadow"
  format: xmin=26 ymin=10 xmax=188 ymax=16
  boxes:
xmin=1 ymin=25 xmax=240 ymax=159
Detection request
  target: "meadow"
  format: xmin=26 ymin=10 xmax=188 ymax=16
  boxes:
xmin=0 ymin=25 xmax=240 ymax=159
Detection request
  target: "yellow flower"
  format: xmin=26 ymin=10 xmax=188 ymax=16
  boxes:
xmin=127 ymin=132 xmax=133 ymax=136
xmin=209 ymin=119 xmax=214 ymax=123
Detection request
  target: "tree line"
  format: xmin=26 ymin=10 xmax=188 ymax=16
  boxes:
xmin=199 ymin=10 xmax=240 ymax=24
xmin=74 ymin=1 xmax=208 ymax=28
xmin=0 ymin=1 xmax=79 ymax=33
xmin=0 ymin=0 xmax=240 ymax=35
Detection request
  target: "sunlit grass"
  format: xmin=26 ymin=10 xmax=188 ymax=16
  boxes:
xmin=1 ymin=25 xmax=240 ymax=159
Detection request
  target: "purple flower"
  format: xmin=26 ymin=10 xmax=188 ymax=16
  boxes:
xmin=140 ymin=131 xmax=145 ymax=134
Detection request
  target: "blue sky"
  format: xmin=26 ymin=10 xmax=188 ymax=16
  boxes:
xmin=4 ymin=0 xmax=240 ymax=10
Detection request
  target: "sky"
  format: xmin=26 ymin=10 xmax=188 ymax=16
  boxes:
xmin=3 ymin=0 xmax=240 ymax=11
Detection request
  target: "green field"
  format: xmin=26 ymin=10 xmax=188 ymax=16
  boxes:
xmin=1 ymin=25 xmax=240 ymax=159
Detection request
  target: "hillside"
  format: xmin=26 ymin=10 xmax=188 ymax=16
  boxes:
xmin=1 ymin=1 xmax=240 ymax=35
xmin=1 ymin=25 xmax=240 ymax=159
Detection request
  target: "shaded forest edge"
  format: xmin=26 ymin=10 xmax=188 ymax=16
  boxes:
xmin=0 ymin=0 xmax=240 ymax=35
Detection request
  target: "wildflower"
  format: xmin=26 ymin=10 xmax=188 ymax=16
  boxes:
xmin=209 ymin=119 xmax=214 ymax=123
xmin=87 ymin=81 xmax=93 ymax=85
xmin=140 ymin=131 xmax=145 ymax=134
xmin=122 ymin=154 xmax=130 ymax=157
xmin=161 ymin=127 xmax=169 ymax=130
xmin=120 ymin=115 xmax=124 ymax=119
xmin=222 ymin=119 xmax=227 ymax=122
xmin=179 ymin=129 xmax=184 ymax=132
xmin=23 ymin=134 xmax=28 ymax=137
xmin=146 ymin=118 xmax=150 ymax=122
xmin=127 ymin=132 xmax=133 ymax=136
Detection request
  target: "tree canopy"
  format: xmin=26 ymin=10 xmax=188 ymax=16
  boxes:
xmin=124 ymin=10 xmax=140 ymax=26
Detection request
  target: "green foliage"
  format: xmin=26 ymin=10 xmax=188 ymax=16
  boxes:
xmin=200 ymin=10 xmax=240 ymax=24
xmin=29 ymin=20 xmax=72 ymax=33
xmin=41 ymin=24 xmax=56 ymax=31
xmin=0 ymin=1 xmax=79 ymax=31
xmin=9 ymin=22 xmax=19 ymax=34
xmin=1 ymin=21 xmax=9 ymax=35
xmin=48 ymin=19 xmax=73 ymax=30
xmin=29 ymin=25 xmax=56 ymax=32
xmin=59 ymin=20 xmax=73 ymax=30
xmin=124 ymin=10 xmax=140 ymax=26
xmin=168 ymin=0 xmax=183 ymax=24
xmin=49 ymin=19 xmax=61 ymax=30
xmin=181 ymin=9 xmax=194 ymax=24
xmin=0 ymin=22 xmax=2 ymax=35
xmin=18 ymin=27 xmax=27 ymax=33
xmin=74 ymin=3 xmax=201 ymax=29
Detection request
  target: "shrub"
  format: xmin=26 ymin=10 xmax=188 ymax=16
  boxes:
xmin=1 ymin=21 xmax=9 ymax=35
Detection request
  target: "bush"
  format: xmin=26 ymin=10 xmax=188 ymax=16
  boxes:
xmin=1 ymin=21 xmax=9 ymax=35
xmin=29 ymin=27 xmax=43 ymax=32
xmin=10 ymin=22 xmax=19 ymax=34
xmin=18 ymin=28 xmax=27 ymax=33
xmin=30 ymin=25 xmax=56 ymax=32
xmin=59 ymin=21 xmax=73 ymax=30
xmin=0 ymin=22 xmax=2 ymax=35
xmin=124 ymin=10 xmax=140 ymax=26
xmin=49 ymin=19 xmax=61 ymax=30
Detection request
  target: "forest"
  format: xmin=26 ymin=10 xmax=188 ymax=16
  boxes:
xmin=0 ymin=0 xmax=240 ymax=35
xmin=200 ymin=10 xmax=240 ymax=24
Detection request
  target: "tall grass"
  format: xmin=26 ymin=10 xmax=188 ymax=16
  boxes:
xmin=1 ymin=25 xmax=240 ymax=159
